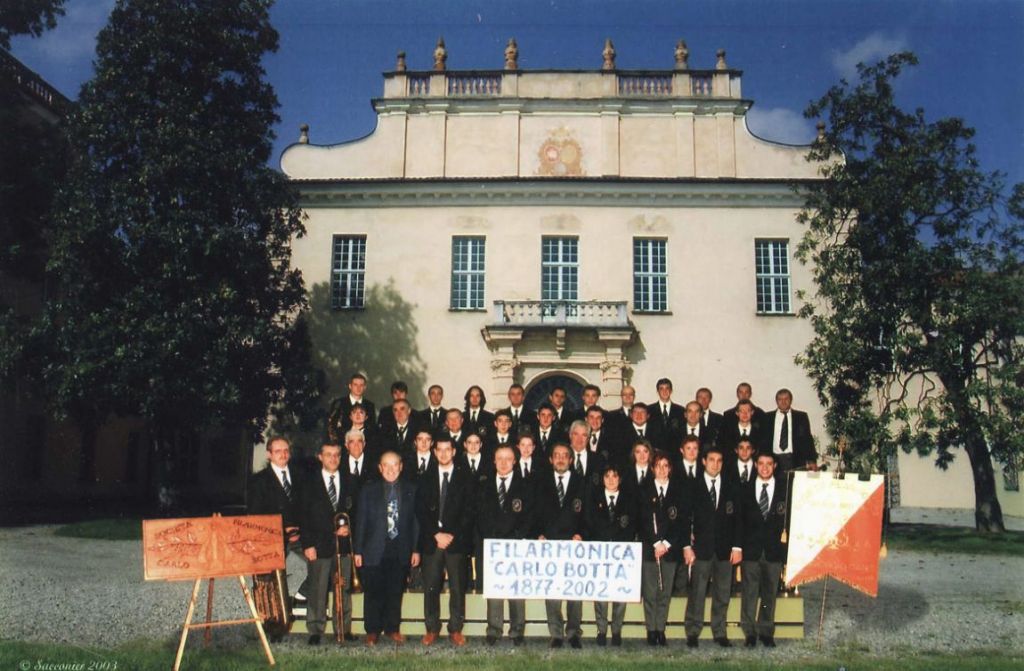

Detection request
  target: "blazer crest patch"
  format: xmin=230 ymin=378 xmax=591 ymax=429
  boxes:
xmin=512 ymin=498 xmax=523 ymax=513
xmin=668 ymin=506 xmax=678 ymax=520
xmin=775 ymin=502 xmax=786 ymax=516
xmin=345 ymin=496 xmax=353 ymax=510
xmin=725 ymin=501 xmax=734 ymax=515
xmin=573 ymin=498 xmax=583 ymax=513
xmin=619 ymin=515 xmax=630 ymax=528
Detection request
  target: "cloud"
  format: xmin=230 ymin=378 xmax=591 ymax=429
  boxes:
xmin=19 ymin=0 xmax=115 ymax=64
xmin=831 ymin=32 xmax=909 ymax=81
xmin=746 ymin=106 xmax=816 ymax=145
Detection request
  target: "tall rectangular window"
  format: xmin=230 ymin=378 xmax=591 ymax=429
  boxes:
xmin=450 ymin=236 xmax=485 ymax=310
xmin=755 ymin=239 xmax=791 ymax=314
xmin=633 ymin=238 xmax=668 ymax=312
xmin=331 ymin=235 xmax=366 ymax=309
xmin=541 ymin=237 xmax=578 ymax=301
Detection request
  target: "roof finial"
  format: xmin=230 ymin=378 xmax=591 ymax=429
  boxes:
xmin=716 ymin=48 xmax=728 ymax=70
xmin=299 ymin=124 xmax=309 ymax=144
xmin=602 ymin=38 xmax=616 ymax=70
xmin=674 ymin=40 xmax=689 ymax=70
xmin=434 ymin=37 xmax=447 ymax=71
xmin=395 ymin=51 xmax=407 ymax=72
xmin=504 ymin=38 xmax=518 ymax=70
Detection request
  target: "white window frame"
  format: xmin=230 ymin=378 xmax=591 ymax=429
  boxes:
xmin=755 ymin=239 xmax=792 ymax=314
xmin=331 ymin=234 xmax=366 ymax=309
xmin=541 ymin=236 xmax=579 ymax=302
xmin=450 ymin=236 xmax=486 ymax=310
xmin=633 ymin=238 xmax=668 ymax=312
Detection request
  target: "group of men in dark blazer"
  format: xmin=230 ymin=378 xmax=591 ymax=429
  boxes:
xmin=248 ymin=375 xmax=817 ymax=648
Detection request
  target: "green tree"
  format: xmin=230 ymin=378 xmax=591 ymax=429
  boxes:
xmin=42 ymin=0 xmax=309 ymax=505
xmin=0 ymin=0 xmax=65 ymax=49
xmin=797 ymin=52 xmax=1024 ymax=532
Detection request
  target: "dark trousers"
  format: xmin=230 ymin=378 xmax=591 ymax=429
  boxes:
xmin=641 ymin=559 xmax=677 ymax=632
xmin=740 ymin=557 xmax=784 ymax=638
xmin=486 ymin=599 xmax=526 ymax=639
xmin=594 ymin=601 xmax=627 ymax=635
xmin=685 ymin=558 xmax=733 ymax=639
xmin=422 ymin=549 xmax=467 ymax=634
xmin=361 ymin=554 xmax=408 ymax=635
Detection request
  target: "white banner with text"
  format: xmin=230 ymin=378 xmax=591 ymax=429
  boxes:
xmin=482 ymin=539 xmax=643 ymax=602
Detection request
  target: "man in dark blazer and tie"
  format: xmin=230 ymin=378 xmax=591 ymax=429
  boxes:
xmin=354 ymin=451 xmax=420 ymax=646
xmin=647 ymin=378 xmax=686 ymax=449
xmin=502 ymin=383 xmax=537 ymax=436
xmin=415 ymin=384 xmax=447 ymax=433
xmin=299 ymin=443 xmax=357 ymax=645
xmin=477 ymin=445 xmax=534 ymax=645
xmin=327 ymin=373 xmax=377 ymax=440
xmin=380 ymin=399 xmax=419 ymax=456
xmin=740 ymin=452 xmax=789 ymax=648
xmin=533 ymin=403 xmax=567 ymax=457
xmin=629 ymin=403 xmax=669 ymax=454
xmin=682 ymin=445 xmax=743 ymax=649
xmin=415 ymin=436 xmax=473 ymax=647
xmin=717 ymin=399 xmax=764 ymax=458
xmin=695 ymin=387 xmax=724 ymax=445
xmin=585 ymin=406 xmax=620 ymax=467
xmin=760 ymin=389 xmax=818 ymax=475
xmin=568 ymin=419 xmax=606 ymax=492
xmin=247 ymin=436 xmax=305 ymax=641
xmin=534 ymin=443 xmax=587 ymax=649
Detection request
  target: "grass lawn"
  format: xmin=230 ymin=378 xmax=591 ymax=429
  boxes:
xmin=885 ymin=523 xmax=1024 ymax=557
xmin=2 ymin=639 xmax=1021 ymax=671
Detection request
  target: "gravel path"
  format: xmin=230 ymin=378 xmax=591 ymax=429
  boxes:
xmin=1 ymin=525 xmax=1021 ymax=658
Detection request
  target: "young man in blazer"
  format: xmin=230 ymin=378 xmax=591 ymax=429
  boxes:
xmin=477 ymin=445 xmax=534 ymax=645
xmin=740 ymin=452 xmax=789 ymax=648
xmin=682 ymin=444 xmax=743 ymax=649
xmin=760 ymin=388 xmax=818 ymax=475
xmin=415 ymin=436 xmax=473 ymax=647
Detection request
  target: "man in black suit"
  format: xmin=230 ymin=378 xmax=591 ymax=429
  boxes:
xmin=382 ymin=399 xmax=418 ymax=456
xmin=344 ymin=430 xmax=376 ymax=490
xmin=723 ymin=382 xmax=766 ymax=424
xmin=571 ymin=384 xmax=605 ymax=422
xmin=327 ymin=373 xmax=377 ymax=440
xmin=458 ymin=432 xmax=491 ymax=589
xmin=740 ymin=452 xmax=789 ymax=648
xmin=676 ymin=434 xmax=703 ymax=482
xmin=585 ymin=406 xmax=620 ymax=467
xmin=502 ymin=383 xmax=537 ymax=436
xmin=442 ymin=408 xmax=467 ymax=453
xmin=299 ymin=443 xmax=357 ymax=645
xmin=604 ymin=384 xmax=635 ymax=442
xmin=648 ymin=378 xmax=685 ymax=449
xmin=548 ymin=386 xmax=571 ymax=431
xmin=568 ymin=419 xmax=605 ymax=492
xmin=484 ymin=409 xmax=516 ymax=454
xmin=717 ymin=399 xmax=763 ymax=457
xmin=353 ymin=451 xmax=420 ymax=646
xmin=416 ymin=384 xmax=447 ymax=433
xmin=630 ymin=402 xmax=668 ymax=454
xmin=695 ymin=387 xmax=724 ymax=444
xmin=680 ymin=401 xmax=713 ymax=452
xmin=534 ymin=403 xmax=566 ymax=456
xmin=534 ymin=443 xmax=587 ymax=649
xmin=724 ymin=438 xmax=757 ymax=488
xmin=377 ymin=381 xmax=409 ymax=433
xmin=683 ymin=445 xmax=743 ymax=648
xmin=403 ymin=429 xmax=436 ymax=480
xmin=622 ymin=439 xmax=655 ymax=502
xmin=416 ymin=436 xmax=473 ymax=647
xmin=760 ymin=389 xmax=818 ymax=475
xmin=478 ymin=445 xmax=534 ymax=645
xmin=463 ymin=385 xmax=494 ymax=440
xmin=247 ymin=436 xmax=304 ymax=641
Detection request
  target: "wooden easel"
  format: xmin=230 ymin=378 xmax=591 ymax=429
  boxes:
xmin=173 ymin=574 xmax=275 ymax=671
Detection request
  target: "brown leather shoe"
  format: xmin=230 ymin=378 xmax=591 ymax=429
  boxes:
xmin=422 ymin=632 xmax=439 ymax=646
xmin=450 ymin=632 xmax=467 ymax=647
xmin=388 ymin=632 xmax=406 ymax=644
xmin=365 ymin=633 xmax=378 ymax=647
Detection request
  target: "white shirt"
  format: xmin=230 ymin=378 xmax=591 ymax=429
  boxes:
xmin=682 ymin=459 xmax=698 ymax=477
xmin=653 ymin=479 xmax=671 ymax=549
xmin=321 ymin=469 xmax=340 ymax=494
xmin=272 ymin=465 xmax=291 ymax=488
xmin=497 ymin=433 xmax=510 ymax=444
xmin=437 ymin=465 xmax=454 ymax=488
xmin=520 ymin=457 xmax=533 ymax=477
xmin=496 ymin=474 xmax=511 ymax=491
xmin=703 ymin=473 xmax=719 ymax=508
xmin=635 ymin=466 xmax=648 ymax=482
xmin=772 ymin=412 xmax=793 ymax=453
xmin=510 ymin=405 xmax=524 ymax=419
xmin=738 ymin=422 xmax=753 ymax=437
xmin=605 ymin=489 xmax=619 ymax=507
xmin=737 ymin=460 xmax=753 ymax=480
xmin=573 ymin=450 xmax=587 ymax=473
xmin=416 ymin=452 xmax=431 ymax=470
xmin=554 ymin=471 xmax=572 ymax=488
xmin=349 ymin=394 xmax=363 ymax=406
xmin=347 ymin=456 xmax=363 ymax=476
xmin=589 ymin=431 xmax=601 ymax=450
xmin=685 ymin=424 xmax=700 ymax=437
xmin=467 ymin=455 xmax=480 ymax=471
xmin=632 ymin=422 xmax=647 ymax=436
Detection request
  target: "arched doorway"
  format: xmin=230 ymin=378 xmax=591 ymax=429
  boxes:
xmin=524 ymin=373 xmax=586 ymax=412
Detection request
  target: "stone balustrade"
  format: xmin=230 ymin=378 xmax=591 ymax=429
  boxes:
xmin=492 ymin=300 xmax=629 ymax=327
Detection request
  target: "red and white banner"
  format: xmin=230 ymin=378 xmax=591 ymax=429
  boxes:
xmin=785 ymin=472 xmax=884 ymax=597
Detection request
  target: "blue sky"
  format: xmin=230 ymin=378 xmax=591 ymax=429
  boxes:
xmin=9 ymin=0 xmax=1024 ymax=188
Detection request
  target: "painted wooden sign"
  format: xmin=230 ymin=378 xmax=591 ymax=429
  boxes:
xmin=143 ymin=514 xmax=285 ymax=581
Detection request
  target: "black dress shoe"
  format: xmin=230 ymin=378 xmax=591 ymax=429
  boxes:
xmin=344 ymin=633 xmax=358 ymax=642
xmin=657 ymin=631 xmax=667 ymax=646
xmin=512 ymin=636 xmax=524 ymax=646
xmin=646 ymin=631 xmax=657 ymax=646
xmin=569 ymin=636 xmax=582 ymax=649
xmin=596 ymin=633 xmax=607 ymax=647
xmin=307 ymin=634 xmax=321 ymax=646
xmin=549 ymin=638 xmax=563 ymax=649
xmin=745 ymin=635 xmax=757 ymax=648
xmin=686 ymin=635 xmax=699 ymax=648
xmin=714 ymin=636 xmax=732 ymax=648
xmin=759 ymin=635 xmax=776 ymax=648
xmin=485 ymin=635 xmax=497 ymax=646
xmin=611 ymin=633 xmax=622 ymax=647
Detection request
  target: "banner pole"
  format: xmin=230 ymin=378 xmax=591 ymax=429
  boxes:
xmin=816 ymin=574 xmax=829 ymax=650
